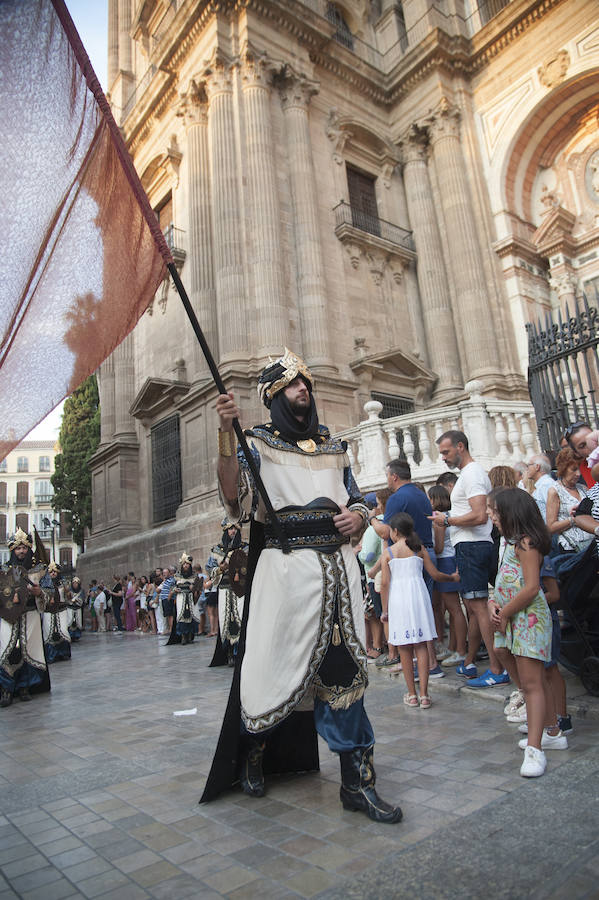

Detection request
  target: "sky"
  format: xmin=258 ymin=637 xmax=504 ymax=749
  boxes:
xmin=27 ymin=1 xmax=108 ymax=442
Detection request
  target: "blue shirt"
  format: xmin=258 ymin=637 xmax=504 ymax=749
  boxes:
xmin=384 ymin=483 xmax=433 ymax=546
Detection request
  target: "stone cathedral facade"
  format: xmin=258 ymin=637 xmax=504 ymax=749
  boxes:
xmin=80 ymin=0 xmax=599 ymax=578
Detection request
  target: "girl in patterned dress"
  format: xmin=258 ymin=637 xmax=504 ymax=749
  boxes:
xmin=489 ymin=489 xmax=553 ymax=778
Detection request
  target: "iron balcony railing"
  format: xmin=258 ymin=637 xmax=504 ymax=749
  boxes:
xmin=333 ymin=201 xmax=415 ymax=252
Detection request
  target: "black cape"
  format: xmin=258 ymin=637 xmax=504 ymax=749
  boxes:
xmin=200 ymin=519 xmax=320 ymax=803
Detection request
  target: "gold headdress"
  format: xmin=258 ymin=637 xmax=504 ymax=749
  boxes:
xmin=7 ymin=527 xmax=33 ymax=551
xmin=178 ymin=552 xmax=193 ymax=566
xmin=257 ymin=347 xmax=313 ymax=408
xmin=47 ymin=562 xmax=61 ymax=576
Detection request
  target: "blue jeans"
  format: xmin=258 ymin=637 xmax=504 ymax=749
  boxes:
xmin=455 ymin=541 xmax=494 ymax=599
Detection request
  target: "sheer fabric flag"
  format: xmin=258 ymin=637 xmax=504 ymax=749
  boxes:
xmin=0 ymin=0 xmax=172 ymax=459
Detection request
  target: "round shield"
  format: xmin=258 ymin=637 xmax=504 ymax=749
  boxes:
xmin=0 ymin=567 xmax=28 ymax=624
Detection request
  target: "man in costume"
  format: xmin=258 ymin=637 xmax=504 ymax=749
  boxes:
xmin=0 ymin=529 xmax=50 ymax=706
xmin=42 ymin=562 xmax=72 ymax=662
xmin=207 ymin=522 xmax=248 ymax=667
xmin=167 ymin=553 xmax=202 ymax=645
xmin=67 ymin=575 xmax=84 ymax=641
xmin=200 ymin=349 xmax=402 ymax=824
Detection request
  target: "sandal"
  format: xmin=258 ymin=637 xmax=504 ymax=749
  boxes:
xmin=367 ymin=647 xmax=383 ymax=659
xmin=420 ymin=695 xmax=432 ymax=709
xmin=403 ymin=693 xmax=419 ymax=707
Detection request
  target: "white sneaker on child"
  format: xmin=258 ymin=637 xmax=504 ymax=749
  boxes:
xmin=503 ymin=689 xmax=525 ymax=716
xmin=520 ymin=746 xmax=546 ymax=777
xmin=518 ymin=730 xmax=568 ymax=751
xmin=506 ymin=704 xmax=527 ymax=723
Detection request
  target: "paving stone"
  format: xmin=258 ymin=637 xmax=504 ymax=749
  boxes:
xmin=128 ymin=861 xmax=181 ymax=888
xmin=60 ymin=856 xmax=113 ymax=883
xmin=112 ymin=848 xmax=163 ymax=874
xmin=76 ymin=868 xmax=132 ymax=898
xmin=19 ymin=876 xmax=83 ymax=900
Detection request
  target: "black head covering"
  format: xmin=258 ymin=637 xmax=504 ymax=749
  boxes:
xmin=222 ymin=527 xmax=242 ymax=552
xmin=269 ymin=382 xmax=319 ymax=442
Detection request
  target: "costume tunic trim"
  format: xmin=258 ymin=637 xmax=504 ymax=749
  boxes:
xmin=241 ymin=548 xmax=368 ymax=732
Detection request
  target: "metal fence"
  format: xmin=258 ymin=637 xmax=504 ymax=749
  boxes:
xmin=527 ymin=295 xmax=599 ymax=453
xmin=151 ymin=415 xmax=182 ymax=523
xmin=333 ymin=201 xmax=415 ymax=251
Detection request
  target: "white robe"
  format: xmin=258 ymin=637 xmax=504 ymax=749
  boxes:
xmin=224 ymin=429 xmax=368 ymax=733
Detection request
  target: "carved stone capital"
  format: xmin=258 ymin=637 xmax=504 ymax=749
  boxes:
xmin=549 ymin=271 xmax=579 ymax=299
xmin=426 ymin=98 xmax=461 ymax=144
xmin=276 ymin=65 xmax=319 ymax=112
xmin=538 ymin=49 xmax=570 ymax=90
xmin=240 ymin=47 xmax=277 ymax=90
xmin=176 ymin=80 xmax=208 ymax=128
xmin=398 ymin=123 xmax=428 ymax=166
xmin=203 ymin=49 xmax=233 ymax=100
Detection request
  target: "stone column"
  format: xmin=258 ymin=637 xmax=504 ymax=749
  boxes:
xmin=113 ymin=334 xmax=136 ymax=438
xmin=117 ymin=0 xmax=131 ymax=73
xmin=400 ymin=126 xmax=462 ymax=396
xmin=277 ymin=69 xmax=334 ymax=373
xmin=97 ymin=356 xmax=115 ymax=444
xmin=178 ymin=82 xmax=216 ymax=378
xmin=241 ymin=51 xmax=288 ymax=357
xmin=204 ymin=54 xmax=247 ymax=362
xmin=426 ymin=102 xmax=501 ymax=381
xmin=107 ymin=0 xmax=119 ymax=89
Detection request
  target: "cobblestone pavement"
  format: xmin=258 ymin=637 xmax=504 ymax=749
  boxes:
xmin=0 ymin=633 xmax=597 ymax=900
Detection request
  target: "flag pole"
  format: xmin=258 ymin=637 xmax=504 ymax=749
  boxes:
xmin=167 ymin=263 xmax=290 ymax=554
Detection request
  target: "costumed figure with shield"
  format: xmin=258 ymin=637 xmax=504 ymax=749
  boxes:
xmin=0 ymin=528 xmax=52 ymax=707
xmin=67 ymin=575 xmax=84 ymax=641
xmin=207 ymin=523 xmax=249 ymax=668
xmin=42 ymin=563 xmax=72 ymax=662
xmin=200 ymin=349 xmax=402 ymax=824
xmin=166 ymin=553 xmax=202 ymax=645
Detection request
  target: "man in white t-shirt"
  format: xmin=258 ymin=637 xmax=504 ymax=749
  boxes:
xmin=95 ymin=585 xmax=107 ymax=633
xmin=433 ymin=430 xmax=509 ymax=688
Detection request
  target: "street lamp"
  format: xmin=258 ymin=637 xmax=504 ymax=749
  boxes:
xmin=42 ymin=517 xmax=61 ymax=562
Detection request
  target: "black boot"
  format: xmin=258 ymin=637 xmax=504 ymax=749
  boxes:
xmin=239 ymin=738 xmax=266 ymax=798
xmin=339 ymin=746 xmax=402 ymax=824
xmin=17 ymin=687 xmax=32 ymax=702
xmin=0 ymin=688 xmax=13 ymax=708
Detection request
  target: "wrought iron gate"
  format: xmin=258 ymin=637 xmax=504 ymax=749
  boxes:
xmin=527 ymin=294 xmax=599 ymax=453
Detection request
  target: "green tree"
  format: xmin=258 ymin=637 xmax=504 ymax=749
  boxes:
xmin=51 ymin=375 xmax=100 ymax=551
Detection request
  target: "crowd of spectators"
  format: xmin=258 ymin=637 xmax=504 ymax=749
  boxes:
xmin=354 ymin=421 xmax=599 ymax=778
xmin=82 ymin=562 xmax=214 ymax=637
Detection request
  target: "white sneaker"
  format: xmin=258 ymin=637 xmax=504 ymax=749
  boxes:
xmin=520 ymin=746 xmax=546 ymax=777
xmin=518 ymin=730 xmax=568 ymax=751
xmin=441 ymin=651 xmax=465 ymax=667
xmin=503 ymin=689 xmax=525 ymax=716
xmin=506 ymin=704 xmax=527 ymax=724
xmin=518 ymin=723 xmax=528 ymax=734
xmin=435 ymin=644 xmax=451 ymax=661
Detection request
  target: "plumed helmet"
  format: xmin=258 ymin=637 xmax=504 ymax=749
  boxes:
xmin=257 ymin=347 xmax=313 ymax=409
xmin=7 ymin=527 xmax=33 ymax=551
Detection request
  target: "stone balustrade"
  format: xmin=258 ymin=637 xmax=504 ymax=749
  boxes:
xmin=335 ymin=381 xmax=540 ymax=491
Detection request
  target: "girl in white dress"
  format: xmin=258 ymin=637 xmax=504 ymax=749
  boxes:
xmin=380 ymin=513 xmax=459 ymax=709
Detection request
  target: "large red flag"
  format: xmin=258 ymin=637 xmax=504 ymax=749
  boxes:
xmin=0 ymin=0 xmax=173 ymax=459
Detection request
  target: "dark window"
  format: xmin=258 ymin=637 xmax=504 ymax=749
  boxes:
xmin=16 ymin=482 xmax=29 ymax=505
xmin=39 ymin=456 xmax=50 ymax=472
xmin=371 ymin=392 xmax=415 ymax=419
xmin=0 ymin=483 xmax=6 ymax=505
xmin=151 ymin=415 xmax=182 ymax=523
xmin=347 ymin=166 xmax=380 ymax=237
xmin=396 ymin=3 xmax=408 ymax=52
xmin=0 ymin=460 xmax=6 ymax=472
xmin=326 ymin=3 xmax=354 ymax=50
xmin=59 ymin=547 xmax=73 ymax=570
xmin=17 ymin=456 xmax=28 ymax=473
xmin=478 ymin=0 xmax=511 ymax=26
xmin=0 ymin=514 xmax=5 ymax=543
xmin=155 ymin=193 xmax=173 ymax=231
xmin=15 ymin=513 xmax=28 ymax=533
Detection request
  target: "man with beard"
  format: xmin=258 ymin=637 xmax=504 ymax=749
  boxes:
xmin=200 ymin=349 xmax=402 ymax=824
xmin=167 ymin=553 xmax=202 ymax=645
xmin=207 ymin=522 xmax=248 ymax=667
xmin=0 ymin=529 xmax=50 ymax=707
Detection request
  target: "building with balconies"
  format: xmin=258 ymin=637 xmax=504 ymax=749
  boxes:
xmin=0 ymin=440 xmax=79 ymax=570
xmin=80 ymin=0 xmax=599 ymax=580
